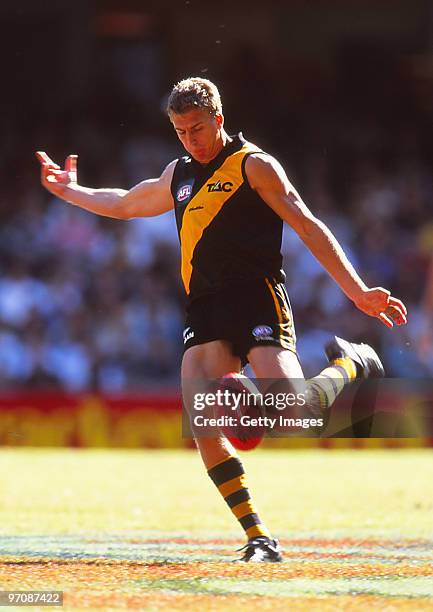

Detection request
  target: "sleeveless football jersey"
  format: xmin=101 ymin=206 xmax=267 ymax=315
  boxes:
xmin=171 ymin=133 xmax=284 ymax=301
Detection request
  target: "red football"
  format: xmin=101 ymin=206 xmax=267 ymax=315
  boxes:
xmin=215 ymin=372 xmax=265 ymax=451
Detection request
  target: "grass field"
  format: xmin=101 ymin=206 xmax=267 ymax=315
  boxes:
xmin=0 ymin=448 xmax=432 ymax=610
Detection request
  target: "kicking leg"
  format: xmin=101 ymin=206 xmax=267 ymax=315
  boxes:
xmin=249 ymin=336 xmax=384 ymax=418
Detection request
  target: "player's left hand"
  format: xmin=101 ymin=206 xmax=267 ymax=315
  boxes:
xmin=354 ymin=287 xmax=407 ymax=328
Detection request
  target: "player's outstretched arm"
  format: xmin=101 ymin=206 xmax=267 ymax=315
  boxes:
xmin=36 ymin=152 xmax=175 ymax=219
xmin=245 ymin=153 xmax=407 ymax=328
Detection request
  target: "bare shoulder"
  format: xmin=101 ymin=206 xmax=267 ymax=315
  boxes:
xmin=244 ymin=152 xmax=312 ymax=230
xmin=244 ymin=153 xmax=287 ymax=191
xmin=159 ymin=158 xmax=179 ymax=184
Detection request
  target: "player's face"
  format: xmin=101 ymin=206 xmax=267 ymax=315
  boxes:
xmin=170 ymin=108 xmax=224 ymax=164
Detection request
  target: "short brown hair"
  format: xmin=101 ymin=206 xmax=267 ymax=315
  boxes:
xmin=167 ymin=77 xmax=222 ymax=117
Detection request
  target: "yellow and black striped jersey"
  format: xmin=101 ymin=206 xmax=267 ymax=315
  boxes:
xmin=171 ymin=133 xmax=284 ymax=301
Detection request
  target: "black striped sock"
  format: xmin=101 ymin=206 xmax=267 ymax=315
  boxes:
xmin=207 ymin=456 xmax=271 ymax=540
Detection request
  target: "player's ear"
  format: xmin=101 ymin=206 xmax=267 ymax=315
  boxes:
xmin=216 ymin=113 xmax=224 ymax=128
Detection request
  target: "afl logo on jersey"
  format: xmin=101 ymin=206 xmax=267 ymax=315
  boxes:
xmin=177 ymin=184 xmax=192 ymax=202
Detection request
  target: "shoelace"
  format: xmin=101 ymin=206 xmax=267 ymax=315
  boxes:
xmin=236 ymin=538 xmax=279 ymax=553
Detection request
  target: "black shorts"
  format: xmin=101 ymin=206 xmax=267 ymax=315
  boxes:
xmin=183 ymin=277 xmax=297 ymax=364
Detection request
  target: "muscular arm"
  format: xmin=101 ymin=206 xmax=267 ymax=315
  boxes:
xmin=245 ymin=153 xmax=407 ymax=327
xmin=36 ymin=152 xmax=176 ymax=220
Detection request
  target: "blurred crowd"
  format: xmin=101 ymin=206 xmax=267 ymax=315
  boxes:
xmin=0 ymin=102 xmax=432 ymax=391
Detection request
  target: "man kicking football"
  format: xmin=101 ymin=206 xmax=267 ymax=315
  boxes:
xmin=36 ymin=77 xmax=407 ymax=562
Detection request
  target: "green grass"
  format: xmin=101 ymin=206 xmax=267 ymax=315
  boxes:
xmin=0 ymin=448 xmax=432 ymax=537
xmin=1 ymin=448 xmax=432 ymax=610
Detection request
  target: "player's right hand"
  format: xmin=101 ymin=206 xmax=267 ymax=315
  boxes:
xmin=36 ymin=151 xmax=78 ymax=197
xmin=354 ymin=287 xmax=407 ymax=328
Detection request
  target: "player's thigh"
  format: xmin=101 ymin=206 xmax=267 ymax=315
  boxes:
xmin=181 ymin=340 xmax=241 ymax=411
xmin=248 ymin=345 xmax=305 ymax=395
xmin=181 ymin=340 xmax=241 ymax=380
